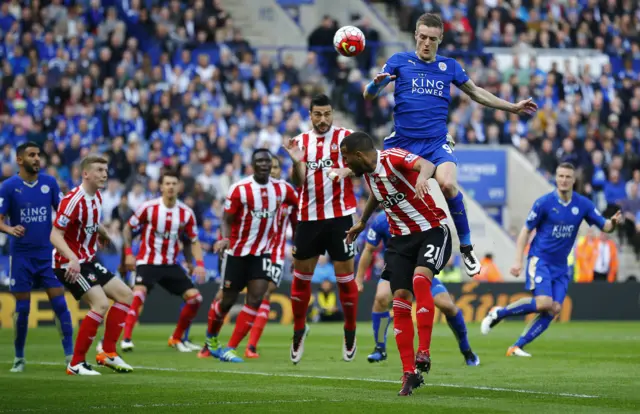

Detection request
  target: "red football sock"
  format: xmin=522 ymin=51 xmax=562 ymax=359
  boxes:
xmin=413 ymin=274 xmax=435 ymax=354
xmin=172 ymin=293 xmax=202 ymax=340
xmin=291 ymin=271 xmax=313 ymax=331
xmin=102 ymin=302 xmax=130 ymax=353
xmin=336 ymin=272 xmax=358 ymax=331
xmin=207 ymin=299 xmax=227 ymax=337
xmin=247 ymin=299 xmax=270 ymax=349
xmin=392 ymin=298 xmax=415 ymax=373
xmin=71 ymin=310 xmax=103 ymax=366
xmin=227 ymin=305 xmax=259 ymax=349
xmin=123 ymin=291 xmax=145 ymax=340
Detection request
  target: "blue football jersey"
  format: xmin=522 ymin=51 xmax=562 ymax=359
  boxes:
xmin=0 ymin=174 xmax=62 ymax=256
xmin=526 ymin=191 xmax=606 ymax=264
xmin=382 ymin=52 xmax=469 ymax=143
xmin=365 ymin=212 xmax=391 ymax=249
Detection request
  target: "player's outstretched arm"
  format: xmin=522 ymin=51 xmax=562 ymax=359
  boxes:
xmin=411 ymin=158 xmax=436 ymax=199
xmin=356 ymin=243 xmax=376 ymax=292
xmin=363 ymin=73 xmax=396 ymax=100
xmin=282 ymin=135 xmax=306 ymax=186
xmin=459 ymin=79 xmax=538 ymax=115
xmin=346 ymin=195 xmax=380 ymax=244
xmin=510 ymin=226 xmax=532 ymax=277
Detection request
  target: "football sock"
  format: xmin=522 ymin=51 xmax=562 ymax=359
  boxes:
xmin=514 ymin=312 xmax=554 ymax=348
xmin=206 ymin=299 xmax=227 ymax=338
xmin=172 ymin=293 xmax=202 ymax=341
xmin=372 ymin=311 xmax=392 ymax=349
xmin=102 ymin=302 xmax=130 ymax=353
xmin=446 ymin=192 xmax=471 ymax=246
xmin=392 ymin=298 xmax=415 ymax=373
xmin=227 ymin=305 xmax=259 ymax=349
xmin=13 ymin=299 xmax=30 ymax=359
xmin=497 ymin=297 xmax=537 ymax=320
xmin=247 ymin=299 xmax=270 ymax=349
xmin=336 ymin=272 xmax=358 ymax=331
xmin=446 ymin=309 xmax=471 ymax=353
xmin=51 ymin=295 xmax=74 ymax=356
xmin=123 ymin=290 xmax=145 ymax=340
xmin=71 ymin=311 xmax=103 ymax=366
xmin=413 ymin=274 xmax=435 ymax=353
xmin=291 ymin=271 xmax=313 ymax=331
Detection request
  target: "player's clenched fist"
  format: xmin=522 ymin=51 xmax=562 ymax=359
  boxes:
xmin=345 ymin=220 xmax=366 ymax=244
xmin=509 ymin=262 xmax=522 ymax=277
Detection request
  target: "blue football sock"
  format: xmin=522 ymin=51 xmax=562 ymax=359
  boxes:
xmin=514 ymin=312 xmax=554 ymax=348
xmin=446 ymin=309 xmax=470 ymax=353
xmin=497 ymin=298 xmax=537 ymax=320
xmin=446 ymin=192 xmax=471 ymax=246
xmin=51 ymin=295 xmax=73 ymax=356
xmin=14 ymin=299 xmax=30 ymax=359
xmin=372 ymin=311 xmax=391 ymax=349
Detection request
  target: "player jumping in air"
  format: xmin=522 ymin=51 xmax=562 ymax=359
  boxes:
xmin=0 ymin=142 xmax=74 ymax=372
xmin=282 ymin=94 xmax=360 ymax=364
xmin=342 ymin=132 xmax=450 ymax=396
xmin=50 ymin=155 xmax=134 ymax=375
xmin=357 ymin=211 xmax=479 ymax=366
xmin=481 ymin=163 xmax=621 ymax=356
xmin=245 ymin=155 xmax=298 ymax=358
xmin=199 ymin=149 xmax=298 ymax=362
xmin=120 ymin=171 xmax=206 ymax=353
xmin=363 ymin=13 xmax=538 ymax=276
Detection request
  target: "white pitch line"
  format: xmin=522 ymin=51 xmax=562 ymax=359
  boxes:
xmin=0 ymin=399 xmax=336 ymax=413
xmin=20 ymin=361 xmax=599 ymax=399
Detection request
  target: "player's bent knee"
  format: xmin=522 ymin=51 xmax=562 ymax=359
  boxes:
xmin=333 ymin=259 xmax=354 ymax=275
xmin=439 ymin=179 xmax=458 ymax=198
xmin=91 ymin=298 xmax=110 ymax=316
xmin=551 ymin=302 xmax=562 ymax=315
xmin=133 ymin=285 xmax=148 ymax=295
xmin=374 ymin=294 xmax=390 ymax=310
xmin=534 ymin=296 xmax=553 ymax=312
xmin=183 ymin=288 xmax=200 ymax=301
xmin=393 ymin=289 xmax=413 ymax=302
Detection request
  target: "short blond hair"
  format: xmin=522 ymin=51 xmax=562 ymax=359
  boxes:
xmin=80 ymin=154 xmax=108 ymax=172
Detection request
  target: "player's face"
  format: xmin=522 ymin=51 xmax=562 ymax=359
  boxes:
xmin=18 ymin=147 xmax=41 ymax=175
xmin=161 ymin=176 xmax=179 ymax=199
xmin=310 ymin=105 xmax=333 ymax=135
xmin=555 ymin=167 xmax=576 ymax=192
xmin=253 ymin=152 xmax=273 ymax=181
xmin=415 ymin=25 xmax=442 ymax=62
xmin=84 ymin=162 xmax=108 ymax=189
xmin=340 ymin=146 xmax=371 ymax=177
xmin=270 ymin=160 xmax=281 ymax=179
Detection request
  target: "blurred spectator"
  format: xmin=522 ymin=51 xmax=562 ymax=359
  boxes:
xmin=593 ymin=232 xmax=619 ymax=282
xmin=312 ymin=254 xmax=335 ymax=283
xmin=476 ymin=253 xmax=503 ymax=282
xmin=316 ymin=279 xmax=343 ymax=322
xmin=575 ymin=228 xmax=598 ymax=283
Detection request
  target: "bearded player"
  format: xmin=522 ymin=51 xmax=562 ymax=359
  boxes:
xmin=363 ymin=13 xmax=538 ymax=277
xmin=342 ymin=131 xmax=449 ymax=396
xmin=282 ymin=94 xmax=359 ymax=364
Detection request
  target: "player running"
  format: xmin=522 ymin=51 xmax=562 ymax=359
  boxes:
xmin=481 ymin=163 xmax=621 ymax=356
xmin=120 ymin=171 xmax=206 ymax=352
xmin=363 ymin=13 xmax=538 ymax=277
xmin=282 ymin=94 xmax=359 ymax=364
xmin=342 ymin=132 xmax=450 ymax=396
xmin=50 ymin=155 xmax=134 ymax=375
xmin=245 ymin=156 xmax=298 ymax=358
xmin=199 ymin=149 xmax=298 ymax=362
xmin=357 ymin=211 xmax=479 ymax=366
xmin=0 ymin=142 xmax=74 ymax=372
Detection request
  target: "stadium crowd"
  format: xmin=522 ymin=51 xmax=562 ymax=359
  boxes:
xmin=0 ymin=0 xmax=638 ymax=277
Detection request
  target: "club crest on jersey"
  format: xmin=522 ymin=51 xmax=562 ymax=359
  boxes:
xmin=306 ymin=159 xmax=333 ymax=170
xmin=87 ymin=273 xmax=97 ymax=282
xmin=330 ymin=143 xmax=339 ymax=153
xmin=438 ymin=62 xmax=447 ymax=71
xmin=381 ymin=192 xmax=406 ymax=209
xmin=41 ymin=185 xmax=50 ymax=194
xmin=388 ymin=175 xmax=398 ymax=183
xmin=571 ymin=207 xmax=579 ymax=215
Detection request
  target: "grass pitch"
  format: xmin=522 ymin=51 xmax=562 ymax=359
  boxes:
xmin=1 ymin=321 xmax=639 ymax=413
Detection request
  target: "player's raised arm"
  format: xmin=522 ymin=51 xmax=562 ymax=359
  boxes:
xmin=282 ymin=135 xmax=306 ymax=187
xmin=363 ymin=73 xmax=396 ymax=100
xmin=458 ymin=78 xmax=538 ymax=115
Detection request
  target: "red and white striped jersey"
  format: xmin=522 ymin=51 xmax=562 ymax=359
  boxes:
xmin=268 ymin=185 xmax=298 ymax=264
xmin=224 ymin=176 xmax=298 ymax=257
xmin=363 ymin=149 xmax=447 ymax=236
xmin=295 ymin=126 xmax=357 ymax=221
xmin=128 ymin=198 xmax=198 ymax=266
xmin=53 ymin=185 xmax=103 ymax=268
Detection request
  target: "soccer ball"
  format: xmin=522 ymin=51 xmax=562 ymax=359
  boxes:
xmin=333 ymin=26 xmax=366 ymax=57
